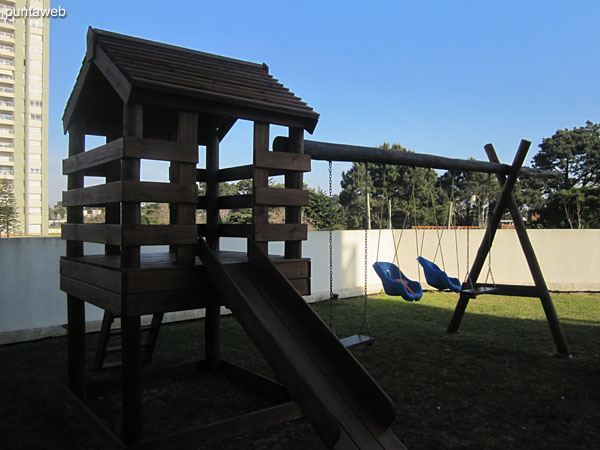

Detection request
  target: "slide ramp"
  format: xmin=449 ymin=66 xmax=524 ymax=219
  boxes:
xmin=198 ymin=238 xmax=406 ymax=450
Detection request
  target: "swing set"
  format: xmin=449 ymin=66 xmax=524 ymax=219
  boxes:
xmin=280 ymin=136 xmax=572 ymax=358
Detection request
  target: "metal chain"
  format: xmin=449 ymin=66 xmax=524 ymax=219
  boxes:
xmin=484 ymin=180 xmax=497 ymax=287
xmin=360 ymin=163 xmax=373 ymax=338
xmin=328 ymin=161 xmax=335 ymax=335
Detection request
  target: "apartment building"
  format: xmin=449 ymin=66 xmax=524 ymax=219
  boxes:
xmin=0 ymin=0 xmax=49 ymax=235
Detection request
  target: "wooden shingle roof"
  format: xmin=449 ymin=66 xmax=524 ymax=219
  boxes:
xmin=63 ymin=28 xmax=319 ymax=133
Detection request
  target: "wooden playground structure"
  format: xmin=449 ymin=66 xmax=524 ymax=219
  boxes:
xmin=60 ymin=28 xmax=570 ymax=450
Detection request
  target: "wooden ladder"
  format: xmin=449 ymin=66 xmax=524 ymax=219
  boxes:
xmin=93 ymin=311 xmax=164 ymax=370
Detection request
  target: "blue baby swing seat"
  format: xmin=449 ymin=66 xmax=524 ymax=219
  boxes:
xmin=372 ymin=261 xmax=423 ymax=302
xmin=417 ymin=256 xmax=462 ymax=293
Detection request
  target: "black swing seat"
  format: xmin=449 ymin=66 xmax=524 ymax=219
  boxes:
xmin=462 ymin=286 xmax=497 ymax=298
xmin=340 ymin=334 xmax=373 ymax=348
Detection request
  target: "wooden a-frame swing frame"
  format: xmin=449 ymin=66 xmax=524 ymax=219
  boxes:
xmin=274 ymin=137 xmax=571 ymax=358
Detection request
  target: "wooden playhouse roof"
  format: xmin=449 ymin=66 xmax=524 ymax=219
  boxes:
xmin=63 ymin=28 xmax=319 ymax=134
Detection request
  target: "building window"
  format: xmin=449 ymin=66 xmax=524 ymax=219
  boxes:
xmin=0 ymin=126 xmax=13 ymax=134
xmin=30 ymin=46 xmax=42 ymax=55
xmin=0 ymin=154 xmax=12 ymax=162
xmin=0 ymin=140 xmax=13 ymax=148
xmin=0 ymin=112 xmax=12 ymax=120
xmin=29 ymin=19 xmax=43 ymax=29
xmin=28 ymin=224 xmax=41 ymax=234
xmin=29 ymin=167 xmax=41 ymax=174
xmin=29 ymin=100 xmax=42 ymax=108
xmin=29 ymin=180 xmax=41 ymax=187
xmin=29 ymin=154 xmax=41 ymax=162
xmin=30 ymin=113 xmax=41 ymax=121
xmin=30 ymin=33 xmax=42 ymax=42
xmin=29 ymin=126 xmax=41 ymax=135
xmin=0 ymin=15 xmax=15 ymax=25
xmin=29 ymin=193 xmax=41 ymax=201
xmin=0 ymin=85 xmax=13 ymax=94
xmin=28 ymin=207 xmax=42 ymax=214
xmin=0 ymin=165 xmax=13 ymax=175
xmin=0 ymin=73 xmax=13 ymax=80
xmin=0 ymin=30 xmax=14 ymax=39
xmin=0 ymin=57 xmax=13 ymax=66
xmin=0 ymin=43 xmax=13 ymax=52
xmin=29 ymin=74 xmax=42 ymax=82
xmin=30 ymin=60 xmax=42 ymax=68
xmin=29 ymin=86 xmax=42 ymax=94
xmin=0 ymin=99 xmax=13 ymax=107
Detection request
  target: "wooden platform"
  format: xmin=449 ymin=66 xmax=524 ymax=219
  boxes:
xmin=60 ymin=251 xmax=310 ymax=317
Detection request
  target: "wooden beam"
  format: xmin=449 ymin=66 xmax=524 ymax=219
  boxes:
xmin=485 ymin=144 xmax=571 ymax=358
xmin=447 ymin=140 xmax=530 ymax=334
xmin=218 ymin=361 xmax=290 ymax=403
xmin=62 ymin=138 xmax=124 ymax=175
xmin=216 ymin=117 xmax=237 ymax=142
xmin=60 ymin=386 xmax=125 ymax=450
xmin=60 ymin=258 xmax=123 ymax=294
xmin=254 ymin=186 xmax=309 ymax=207
xmin=255 ymin=151 xmax=311 ymax=172
xmin=254 ymin=223 xmax=307 ymax=242
xmin=62 ymin=224 xmax=198 ymax=246
xmin=218 ymin=224 xmax=253 ymax=238
xmin=63 ymin=181 xmax=198 ymax=206
xmin=61 ymin=276 xmax=121 ymax=315
xmin=217 ymin=164 xmax=253 ymax=182
xmin=93 ymin=45 xmax=132 ymax=104
xmin=124 ymin=137 xmax=198 ymax=163
xmin=126 ymin=402 xmax=302 ymax=450
xmin=273 ymin=137 xmax=557 ymax=178
xmin=124 ymin=290 xmax=213 ymax=316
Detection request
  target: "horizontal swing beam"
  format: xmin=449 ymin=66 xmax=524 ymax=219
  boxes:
xmin=273 ymin=137 xmax=555 ymax=178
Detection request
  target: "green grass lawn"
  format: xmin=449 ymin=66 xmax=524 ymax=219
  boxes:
xmin=1 ymin=292 xmax=599 ymax=449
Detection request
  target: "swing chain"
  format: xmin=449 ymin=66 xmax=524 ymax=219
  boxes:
xmin=328 ymin=160 xmax=335 ymax=335
xmin=360 ymin=163 xmax=373 ymax=338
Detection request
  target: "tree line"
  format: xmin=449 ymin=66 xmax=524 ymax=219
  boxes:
xmin=307 ymin=121 xmax=600 ymax=230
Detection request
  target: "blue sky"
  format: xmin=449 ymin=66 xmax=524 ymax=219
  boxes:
xmin=47 ymin=0 xmax=600 ymax=206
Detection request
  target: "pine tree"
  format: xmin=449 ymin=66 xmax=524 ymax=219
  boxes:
xmin=0 ymin=178 xmax=18 ymax=237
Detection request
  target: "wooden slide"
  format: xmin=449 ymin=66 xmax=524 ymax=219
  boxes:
xmin=198 ymin=238 xmax=406 ymax=450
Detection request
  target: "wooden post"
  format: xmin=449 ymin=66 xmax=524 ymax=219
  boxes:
xmin=173 ymin=111 xmax=198 ymax=265
xmin=121 ymin=103 xmax=143 ymax=443
xmin=447 ymin=140 xmax=530 ymax=334
xmin=206 ymin=131 xmax=219 ymax=251
xmin=205 ymin=130 xmax=221 ymax=369
xmin=121 ymin=104 xmax=142 ymax=268
xmin=253 ymin=123 xmax=269 ymax=254
xmin=66 ymin=124 xmax=86 ymax=399
xmin=485 ymin=144 xmax=571 ymax=357
xmin=105 ymin=127 xmax=121 ymax=255
xmin=284 ymin=127 xmax=303 ymax=259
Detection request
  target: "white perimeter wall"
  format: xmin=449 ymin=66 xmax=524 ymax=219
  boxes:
xmin=1 ymin=230 xmax=598 ymax=344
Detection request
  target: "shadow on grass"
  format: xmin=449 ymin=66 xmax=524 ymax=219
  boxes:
xmin=0 ymin=292 xmax=598 ymax=450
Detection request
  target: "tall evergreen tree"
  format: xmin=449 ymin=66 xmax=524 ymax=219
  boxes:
xmin=533 ymin=121 xmax=600 ymax=228
xmin=0 ymin=179 xmax=18 ymax=237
